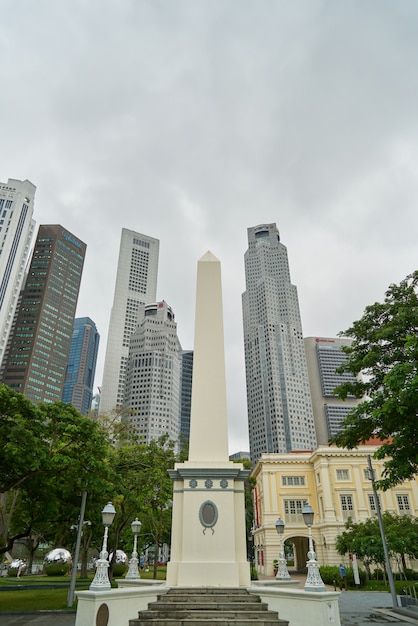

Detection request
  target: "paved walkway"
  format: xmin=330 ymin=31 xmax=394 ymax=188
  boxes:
xmin=338 ymin=590 xmax=418 ymax=626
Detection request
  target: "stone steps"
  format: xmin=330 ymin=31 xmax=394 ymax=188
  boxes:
xmin=129 ymin=588 xmax=289 ymax=626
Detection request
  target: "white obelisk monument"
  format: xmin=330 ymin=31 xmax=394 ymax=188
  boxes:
xmin=166 ymin=251 xmax=250 ymax=587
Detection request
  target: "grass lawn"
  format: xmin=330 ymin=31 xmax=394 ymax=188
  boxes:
xmin=361 ymin=579 xmax=417 ymax=594
xmin=0 ymin=568 xmax=167 ymax=611
xmin=0 ymin=587 xmax=75 ymax=611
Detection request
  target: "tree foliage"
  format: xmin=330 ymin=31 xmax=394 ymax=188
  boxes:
xmin=101 ymin=433 xmax=179 ymax=580
xmin=1 ymin=387 xmax=185 ymax=578
xmin=335 ymin=513 xmax=418 ymax=577
xmin=332 ymin=271 xmax=418 ymax=489
xmin=0 ymin=385 xmax=112 ymax=554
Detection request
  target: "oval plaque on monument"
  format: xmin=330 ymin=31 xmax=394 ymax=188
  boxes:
xmin=199 ymin=500 xmax=218 ymax=533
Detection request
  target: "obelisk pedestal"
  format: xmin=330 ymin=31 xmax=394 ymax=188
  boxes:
xmin=166 ymin=252 xmax=250 ymax=587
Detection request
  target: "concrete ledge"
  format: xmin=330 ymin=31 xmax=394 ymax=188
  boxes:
xmin=75 ymin=583 xmax=341 ymax=626
xmin=116 ymin=578 xmax=166 ymax=588
xmin=75 ymin=584 xmax=169 ymax=626
xmin=251 ymin=579 xmax=300 ymax=588
xmin=377 ymin=607 xmax=418 ymax=625
xmin=248 ymin=584 xmax=341 ymax=626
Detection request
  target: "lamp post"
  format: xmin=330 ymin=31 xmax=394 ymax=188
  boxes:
xmin=67 ymin=490 xmax=87 ymax=606
xmin=275 ymin=518 xmax=291 ymax=580
xmin=301 ymin=503 xmax=325 ymax=592
xmin=367 ymin=455 xmax=398 ymax=608
xmin=90 ymin=502 xmax=116 ymax=591
xmin=125 ymin=517 xmax=142 ymax=579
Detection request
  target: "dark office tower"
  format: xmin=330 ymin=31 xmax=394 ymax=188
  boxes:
xmin=179 ymin=350 xmax=193 ymax=445
xmin=62 ymin=317 xmax=100 ymax=415
xmin=2 ymin=225 xmax=86 ymax=403
xmin=242 ymin=223 xmax=317 ymax=464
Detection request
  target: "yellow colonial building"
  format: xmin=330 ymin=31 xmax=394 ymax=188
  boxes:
xmin=251 ymin=443 xmax=418 ymax=577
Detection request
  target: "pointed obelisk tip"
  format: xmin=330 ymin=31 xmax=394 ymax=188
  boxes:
xmin=199 ymin=250 xmax=220 ymax=263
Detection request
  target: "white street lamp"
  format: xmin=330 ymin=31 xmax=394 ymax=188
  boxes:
xmin=89 ymin=502 xmax=116 ymax=591
xmin=301 ymin=503 xmax=325 ymax=592
xmin=275 ymin=517 xmax=290 ymax=580
xmin=125 ymin=517 xmax=142 ymax=579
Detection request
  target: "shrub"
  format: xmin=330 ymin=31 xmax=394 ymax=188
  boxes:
xmin=404 ymin=569 xmax=418 ymax=581
xmin=319 ymin=565 xmax=366 ymax=588
xmin=44 ymin=562 xmax=71 ymax=576
xmin=112 ymin=563 xmax=128 ymax=577
xmin=319 ymin=566 xmax=340 ymax=586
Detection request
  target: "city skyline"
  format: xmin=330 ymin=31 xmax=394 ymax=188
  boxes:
xmin=3 ymin=2 xmax=418 ymax=451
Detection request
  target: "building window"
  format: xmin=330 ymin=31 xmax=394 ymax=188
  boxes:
xmin=336 ymin=469 xmax=350 ymax=481
xmin=397 ymin=495 xmax=410 ymax=514
xmin=340 ymin=494 xmax=354 ymax=520
xmin=282 ymin=476 xmax=305 ymax=486
xmin=363 ymin=467 xmax=377 ymax=481
xmin=367 ymin=493 xmax=380 ymax=514
xmin=284 ymin=499 xmax=308 ymax=524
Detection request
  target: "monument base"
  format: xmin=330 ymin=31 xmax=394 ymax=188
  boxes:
xmin=166 ymin=560 xmax=250 ymax=587
xmin=167 ymin=463 xmax=250 ymax=588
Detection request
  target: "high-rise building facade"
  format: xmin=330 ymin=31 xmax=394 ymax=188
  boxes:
xmin=2 ymin=225 xmax=86 ymax=403
xmin=304 ymin=337 xmax=361 ymax=443
xmin=0 ymin=179 xmax=36 ymax=373
xmin=242 ymin=223 xmax=317 ymax=463
xmin=99 ymin=229 xmax=159 ymax=415
xmin=62 ymin=317 xmax=100 ymax=415
xmin=123 ymin=301 xmax=181 ymax=445
xmin=179 ymin=350 xmax=193 ymax=445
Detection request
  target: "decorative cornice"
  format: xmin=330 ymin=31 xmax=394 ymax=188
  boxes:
xmin=168 ymin=467 xmax=250 ymax=481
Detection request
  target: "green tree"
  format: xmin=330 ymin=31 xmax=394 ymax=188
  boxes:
xmin=336 ymin=517 xmax=384 ymax=579
xmin=0 ymin=385 xmax=112 ymax=555
xmin=336 ymin=512 xmax=418 ymax=579
xmin=105 ymin=434 xmax=178 ymax=580
xmin=232 ymin=457 xmax=254 ymax=560
xmin=332 ymin=271 xmax=418 ymax=489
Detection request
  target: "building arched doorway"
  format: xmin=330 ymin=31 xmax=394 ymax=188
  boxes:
xmin=286 ymin=535 xmax=312 ymax=571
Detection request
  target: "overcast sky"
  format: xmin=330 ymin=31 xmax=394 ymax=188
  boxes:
xmin=2 ymin=0 xmax=418 ymax=453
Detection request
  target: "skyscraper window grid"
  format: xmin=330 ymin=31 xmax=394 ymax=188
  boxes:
xmin=0 ymin=179 xmax=36 ymax=376
xmin=242 ymin=223 xmax=317 ymax=464
xmin=99 ymin=229 xmax=159 ymax=415
xmin=1 ymin=225 xmax=86 ymax=403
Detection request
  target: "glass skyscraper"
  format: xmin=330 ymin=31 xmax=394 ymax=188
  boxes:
xmin=179 ymin=350 xmax=193 ymax=445
xmin=1 ymin=224 xmax=86 ymax=403
xmin=62 ymin=317 xmax=100 ymax=415
xmin=242 ymin=223 xmax=317 ymax=463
